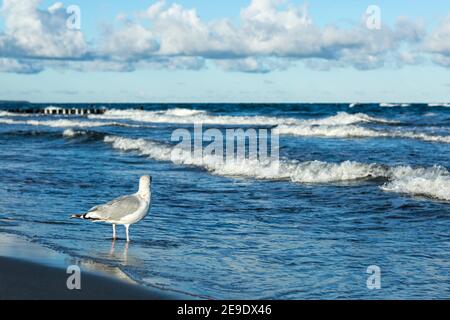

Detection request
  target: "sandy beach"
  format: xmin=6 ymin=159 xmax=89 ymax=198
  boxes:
xmin=0 ymin=256 xmax=178 ymax=300
xmin=0 ymin=233 xmax=183 ymax=300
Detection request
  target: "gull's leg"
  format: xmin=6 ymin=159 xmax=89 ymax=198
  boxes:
xmin=125 ymin=224 xmax=130 ymax=242
xmin=112 ymin=224 xmax=117 ymax=240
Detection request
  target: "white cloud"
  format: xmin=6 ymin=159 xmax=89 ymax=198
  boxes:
xmin=425 ymin=15 xmax=450 ymax=67
xmin=138 ymin=1 xmax=234 ymax=57
xmin=0 ymin=57 xmax=43 ymax=73
xmin=0 ymin=0 xmax=86 ymax=59
xmin=216 ymin=57 xmax=291 ymax=73
xmin=98 ymin=23 xmax=159 ymax=60
xmin=0 ymin=0 xmax=447 ymax=74
xmin=104 ymin=0 xmax=427 ymax=71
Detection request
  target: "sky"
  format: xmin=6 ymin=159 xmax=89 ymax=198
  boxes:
xmin=0 ymin=0 xmax=449 ymax=103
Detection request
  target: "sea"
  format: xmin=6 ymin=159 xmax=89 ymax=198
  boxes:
xmin=0 ymin=102 xmax=449 ymax=299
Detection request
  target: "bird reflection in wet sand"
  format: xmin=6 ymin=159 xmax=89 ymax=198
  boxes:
xmin=109 ymin=239 xmax=130 ymax=264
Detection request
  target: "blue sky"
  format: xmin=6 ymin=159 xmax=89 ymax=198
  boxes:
xmin=0 ymin=0 xmax=450 ymax=103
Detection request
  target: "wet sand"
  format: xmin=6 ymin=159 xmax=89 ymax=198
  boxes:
xmin=0 ymin=233 xmax=184 ymax=300
xmin=0 ymin=256 xmax=179 ymax=300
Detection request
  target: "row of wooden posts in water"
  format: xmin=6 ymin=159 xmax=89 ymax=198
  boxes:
xmin=7 ymin=106 xmax=107 ymax=115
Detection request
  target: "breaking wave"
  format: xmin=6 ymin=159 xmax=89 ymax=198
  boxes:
xmin=88 ymin=108 xmax=450 ymax=144
xmin=0 ymin=118 xmax=146 ymax=128
xmin=0 ymin=111 xmax=48 ymax=117
xmin=0 ymin=111 xmax=41 ymax=117
xmin=428 ymin=103 xmax=450 ymax=107
xmin=381 ymin=166 xmax=450 ymax=201
xmin=103 ymin=135 xmax=390 ymax=183
xmin=2 ymin=110 xmax=449 ymax=144
xmin=163 ymin=108 xmax=207 ymax=116
xmin=90 ymin=109 xmax=396 ymax=126
xmin=63 ymin=129 xmax=87 ymax=137
xmin=103 ymin=135 xmax=450 ymax=201
xmin=278 ymin=124 xmax=450 ymax=143
xmin=379 ymin=103 xmax=411 ymax=108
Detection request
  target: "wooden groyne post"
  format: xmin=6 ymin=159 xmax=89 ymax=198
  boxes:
xmin=6 ymin=106 xmax=107 ymax=116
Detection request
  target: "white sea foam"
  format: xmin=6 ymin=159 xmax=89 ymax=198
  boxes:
xmin=379 ymin=103 xmax=413 ymax=108
xmin=381 ymin=166 xmax=450 ymax=201
xmin=90 ymin=109 xmax=395 ymax=126
xmin=91 ymin=109 xmax=297 ymax=125
xmin=0 ymin=118 xmax=144 ymax=128
xmin=103 ymin=135 xmax=450 ymax=201
xmin=103 ymin=135 xmax=391 ymax=183
xmin=63 ymin=129 xmax=87 ymax=137
xmin=163 ymin=108 xmax=207 ymax=116
xmin=0 ymin=118 xmax=16 ymax=124
xmin=0 ymin=111 xmax=32 ymax=117
xmin=26 ymin=119 xmax=114 ymax=128
xmin=395 ymin=131 xmax=450 ymax=143
xmin=380 ymin=103 xmax=400 ymax=107
xmin=277 ymin=124 xmax=380 ymax=138
xmin=277 ymin=124 xmax=450 ymax=143
xmin=428 ymin=103 xmax=450 ymax=107
xmin=0 ymin=111 xmax=47 ymax=117
xmin=302 ymin=112 xmax=396 ymax=125
xmin=2 ymin=112 xmax=449 ymax=144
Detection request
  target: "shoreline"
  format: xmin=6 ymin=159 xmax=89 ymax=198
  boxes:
xmin=0 ymin=233 xmax=187 ymax=300
xmin=0 ymin=256 xmax=178 ymax=300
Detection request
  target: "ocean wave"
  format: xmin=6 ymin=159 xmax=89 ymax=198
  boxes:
xmin=162 ymin=108 xmax=207 ymax=116
xmin=0 ymin=118 xmax=17 ymax=125
xmin=63 ymin=129 xmax=87 ymax=137
xmin=379 ymin=103 xmax=400 ymax=107
xmin=278 ymin=124 xmax=450 ymax=143
xmin=2 ymin=113 xmax=449 ymax=144
xmin=428 ymin=103 xmax=450 ymax=107
xmin=0 ymin=128 xmax=104 ymax=141
xmin=91 ymin=109 xmax=298 ymax=125
xmin=90 ymin=109 xmax=395 ymax=126
xmin=303 ymin=112 xmax=396 ymax=125
xmin=0 ymin=118 xmax=146 ymax=128
xmin=0 ymin=129 xmax=63 ymax=139
xmin=0 ymin=111 xmax=46 ymax=117
xmin=0 ymin=111 xmax=14 ymax=117
xmin=103 ymin=135 xmax=390 ymax=183
xmin=103 ymin=135 xmax=449 ymax=201
xmin=381 ymin=166 xmax=450 ymax=201
xmin=278 ymin=124 xmax=379 ymax=138
xmin=380 ymin=103 xmax=412 ymax=108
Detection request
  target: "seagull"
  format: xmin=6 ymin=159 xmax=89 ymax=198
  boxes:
xmin=72 ymin=175 xmax=152 ymax=242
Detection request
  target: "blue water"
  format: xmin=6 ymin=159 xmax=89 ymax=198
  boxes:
xmin=0 ymin=103 xmax=449 ymax=299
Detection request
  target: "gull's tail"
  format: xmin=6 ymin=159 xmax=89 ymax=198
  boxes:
xmin=70 ymin=213 xmax=101 ymax=221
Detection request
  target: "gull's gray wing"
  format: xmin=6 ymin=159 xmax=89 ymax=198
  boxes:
xmin=85 ymin=194 xmax=141 ymax=221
